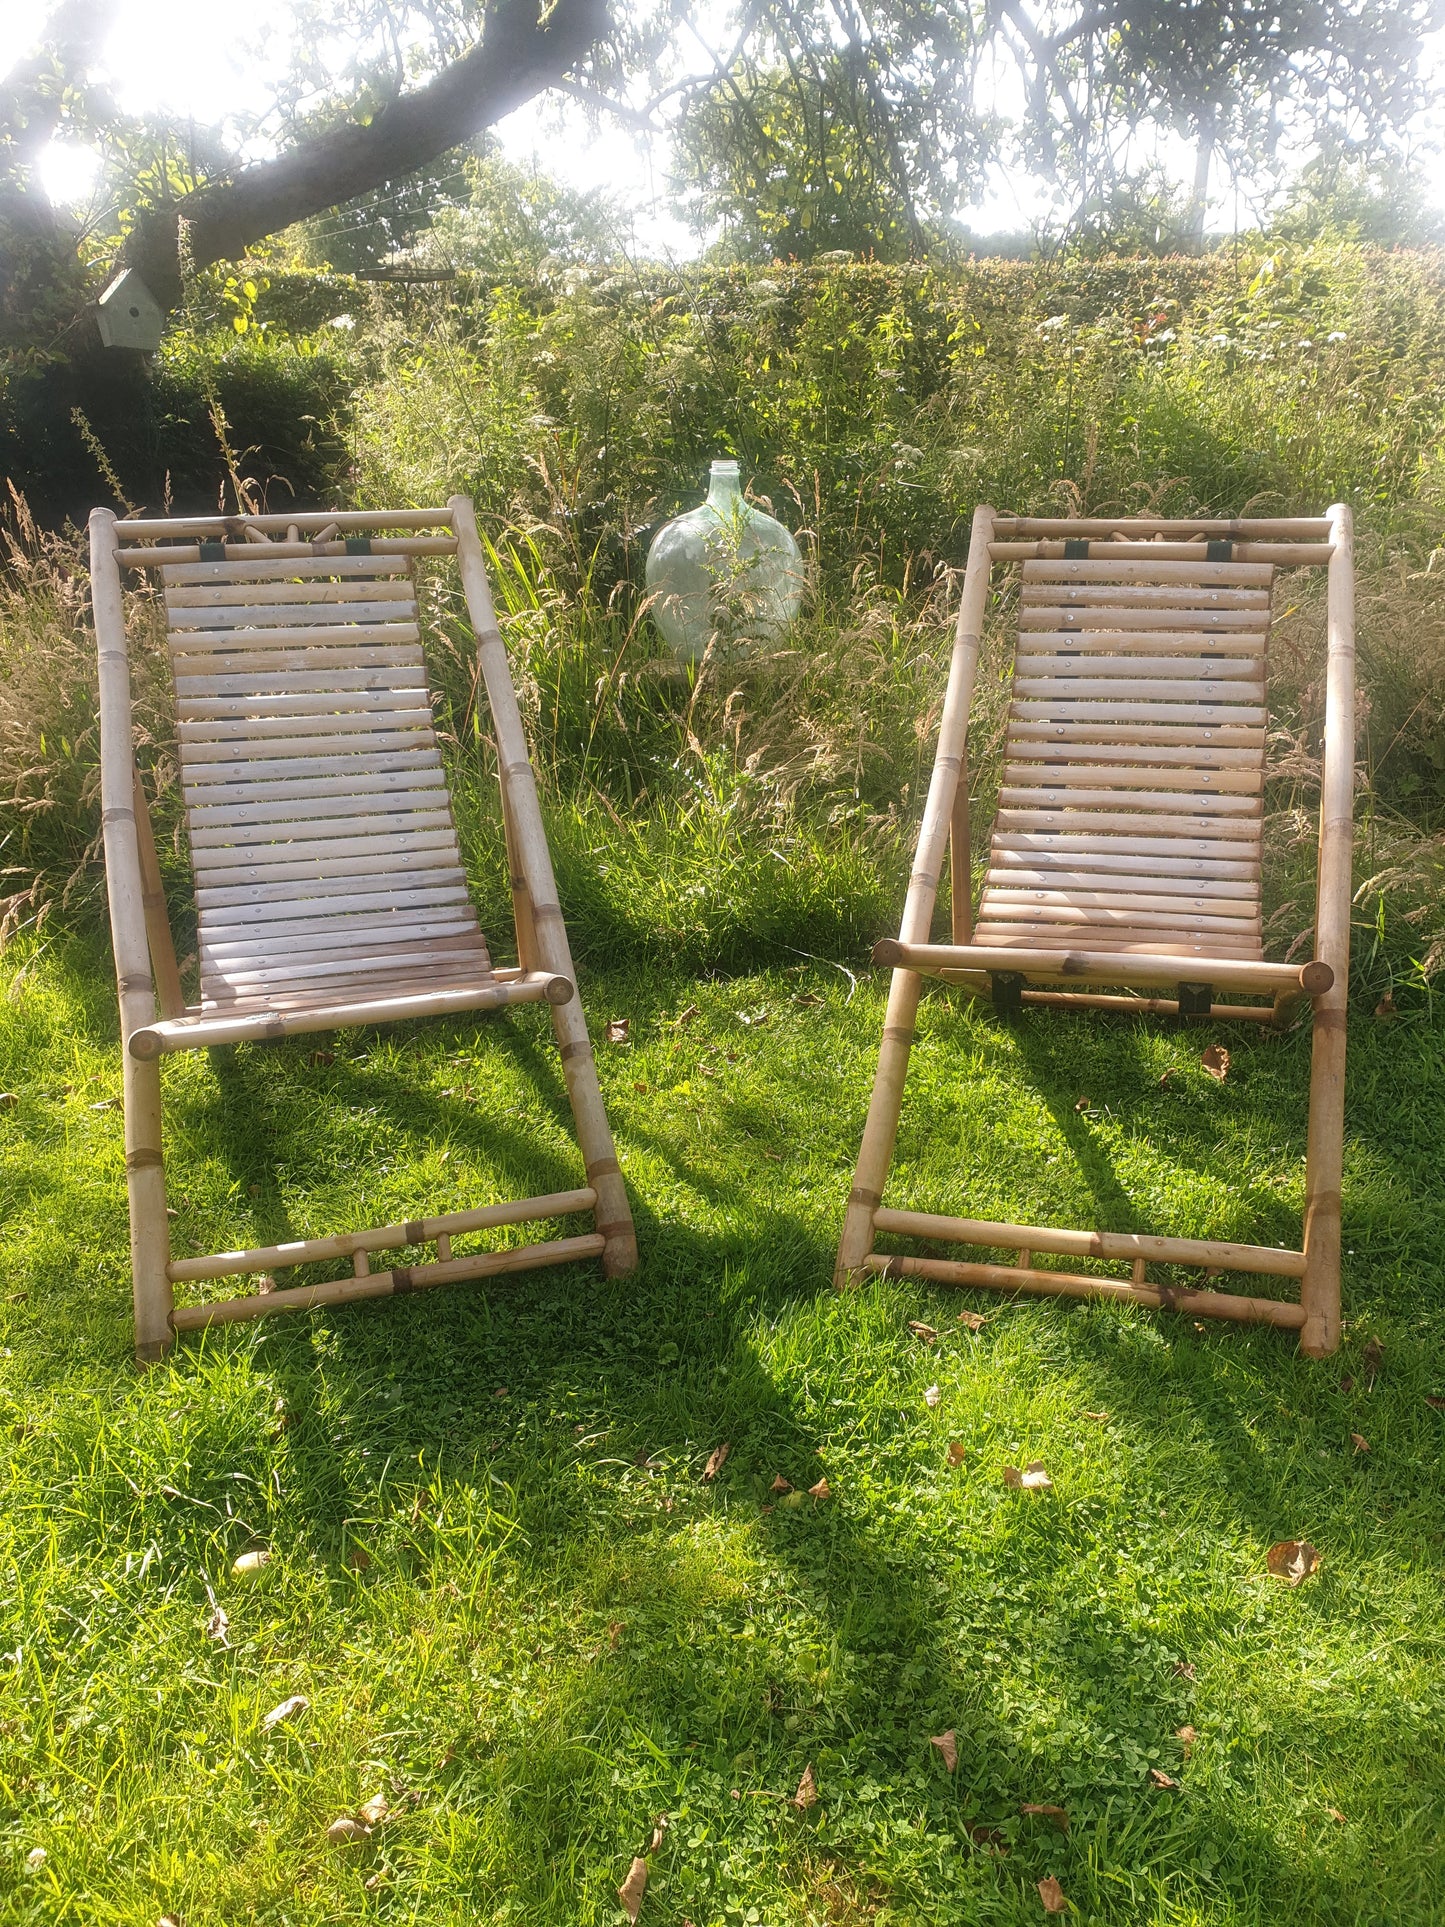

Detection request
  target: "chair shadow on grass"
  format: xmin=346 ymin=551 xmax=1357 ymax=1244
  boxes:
xmin=220 ymin=998 xmax=1361 ymax=1917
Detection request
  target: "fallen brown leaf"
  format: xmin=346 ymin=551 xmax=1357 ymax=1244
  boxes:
xmin=1074 ymin=1096 xmax=1091 ymax=1113
xmin=231 ymin=1549 xmax=271 ymax=1578
xmin=1201 ymin=1044 xmax=1230 ymax=1082
xmin=617 ymin=1856 xmax=648 ymax=1922
xmin=947 ymin=1441 xmax=967 ymax=1467
xmin=325 ymin=1817 xmax=368 ymax=1846
xmin=702 ymin=1443 xmax=730 ymax=1481
xmin=762 ymin=1149 xmax=784 ymax=1162
xmin=158 ymin=1915 xmax=182 ymax=1926
xmin=633 ymin=1080 xmax=649 ymax=1094
xmin=1020 ymin=1803 xmax=1069 ymax=1829
xmin=261 ymin=1694 xmax=307 ymax=1732
xmin=648 ymin=1816 xmax=668 ymax=1853
xmin=675 ymin=1004 xmax=698 ymax=1028
xmin=1173 ymin=1661 xmax=1197 ymax=1680
xmin=1374 ymin=992 xmax=1397 ymax=1022
xmin=1176 ymin=1725 xmax=1197 ymax=1757
xmin=0 ymin=1093 xmax=17 ymax=1110
xmin=1003 ymin=1461 xmax=1052 ymax=1491
xmin=930 ymin=1730 xmax=958 ymax=1771
xmin=1038 ymin=1874 xmax=1069 ymax=1914
xmin=605 ymin=1018 xmax=631 ymax=1044
xmin=966 ymin=1822 xmax=1007 ymax=1848
xmin=1149 ymin=1767 xmax=1178 ymax=1789
xmin=924 ymin=1384 xmax=942 ymax=1408
xmin=1082 ymin=1410 xmax=1110 ymax=1423
xmin=1158 ymin=1068 xmax=1176 ymax=1088
xmin=1426 ymin=1395 xmax=1445 ymax=1411
xmin=908 ymin=1320 xmax=938 ymax=1342
xmin=808 ymin=1477 xmax=831 ymax=1500
xmin=1267 ymin=1538 xmax=1321 ymax=1585
xmin=357 ymin=1794 xmax=389 ymax=1829
xmin=792 ymin=1764 xmax=819 ymax=1809
xmin=307 ymin=1049 xmax=335 ymax=1067
xmin=1326 ymin=1806 xmax=1347 ymax=1824
xmin=1363 ymin=1337 xmax=1384 ymax=1383
xmin=205 ymin=1605 xmax=229 ymax=1643
xmin=956 ymin=1309 xmax=985 ymax=1332
xmin=1339 ymin=1374 xmax=1355 ymax=1393
xmin=1350 ymin=1432 xmax=1370 ymax=1453
xmin=348 ymin=1546 xmax=372 ymax=1571
xmin=769 ymin=1474 xmax=792 ymax=1493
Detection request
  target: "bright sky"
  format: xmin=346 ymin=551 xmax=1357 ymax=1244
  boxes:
xmin=6 ymin=0 xmax=1445 ymax=256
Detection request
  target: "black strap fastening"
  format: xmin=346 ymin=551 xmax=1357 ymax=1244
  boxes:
xmin=1205 ymin=539 xmax=1233 ymax=562
xmin=345 ymin=536 xmax=373 ymax=556
xmin=1063 ymin=538 xmax=1090 ymax=560
xmin=198 ymin=540 xmax=226 ymax=561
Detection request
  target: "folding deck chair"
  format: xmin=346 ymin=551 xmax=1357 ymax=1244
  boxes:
xmin=837 ymin=507 xmax=1354 ymax=1357
xmin=90 ymin=499 xmax=636 ymax=1364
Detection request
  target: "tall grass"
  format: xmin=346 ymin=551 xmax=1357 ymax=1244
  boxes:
xmin=4 ymin=245 xmax=1445 ymax=973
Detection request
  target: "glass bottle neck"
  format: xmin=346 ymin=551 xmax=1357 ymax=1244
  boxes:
xmin=706 ymin=462 xmax=743 ymax=513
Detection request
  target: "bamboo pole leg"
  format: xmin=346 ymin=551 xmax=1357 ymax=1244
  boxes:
xmin=126 ymin=1046 xmax=173 ymax=1362
xmin=836 ymin=966 xmax=925 ymax=1282
xmin=91 ymin=507 xmax=175 ymax=1363
xmin=1299 ymin=504 xmax=1355 ymax=1358
xmin=449 ymin=495 xmax=637 ymax=1278
xmin=837 ymin=505 xmax=997 ymax=1285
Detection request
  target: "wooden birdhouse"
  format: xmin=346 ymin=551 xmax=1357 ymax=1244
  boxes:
xmin=96 ymin=270 xmax=164 ymax=351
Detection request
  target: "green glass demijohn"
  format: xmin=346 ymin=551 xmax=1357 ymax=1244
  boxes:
xmin=644 ymin=459 xmax=804 ymax=663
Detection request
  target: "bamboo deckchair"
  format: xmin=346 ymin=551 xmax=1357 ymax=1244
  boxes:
xmin=91 ymin=500 xmax=636 ymax=1364
xmin=837 ymin=507 xmax=1354 ymax=1357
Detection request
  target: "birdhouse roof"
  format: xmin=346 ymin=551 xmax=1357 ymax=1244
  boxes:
xmin=98 ymin=269 xmax=162 ymax=315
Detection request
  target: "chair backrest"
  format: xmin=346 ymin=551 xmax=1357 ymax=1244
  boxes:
xmin=974 ymin=553 xmax=1272 ymax=962
xmin=163 ymin=547 xmax=490 ymax=1013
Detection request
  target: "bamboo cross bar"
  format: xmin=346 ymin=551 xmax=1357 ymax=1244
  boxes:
xmin=128 ymin=970 xmax=572 ymax=1057
xmin=871 ymin=938 xmax=1330 ymax=997
xmin=116 ymin=510 xmax=457 ymax=539
xmin=171 ymin=1233 xmax=606 ymax=1330
xmin=865 ymin=1252 xmax=1307 ymax=1329
xmin=168 ymin=1186 xmax=597 ymax=1282
xmin=989 ymin=539 xmax=1332 ymax=566
xmin=120 ymin=537 xmax=458 ymax=567
xmin=871 ymin=1206 xmax=1307 ymax=1277
xmin=990 ymin=516 xmax=1333 ymax=539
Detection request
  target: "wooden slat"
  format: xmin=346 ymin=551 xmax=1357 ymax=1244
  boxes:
xmin=1016 ymin=630 xmax=1265 ymax=655
xmin=1014 ymin=652 xmax=1263 ymax=680
xmin=993 ymin=830 xmax=1261 ymax=866
xmin=1012 ymin=677 xmax=1265 ymax=702
xmin=1018 ymin=607 xmax=1268 ymax=631
xmin=204 ymin=946 xmax=492 ymax=992
xmin=1007 ymin=739 xmax=1263 ymax=769
xmin=986 ymin=868 xmax=1258 ymax=901
xmin=169 ymin=621 xmax=422 ymax=654
xmin=169 ymin=598 xmax=419 ymax=630
xmin=171 ymin=655 xmax=423 ymax=693
xmin=161 ymin=556 xmax=411 ymax=583
xmin=176 ymin=688 xmax=428 ymax=724
xmin=190 ymin=806 xmax=456 ymax=850
xmin=182 ymin=746 xmax=444 ymax=786
xmin=202 ymin=910 xmax=479 ymax=957
xmin=188 ymin=782 xmax=449 ymax=830
xmin=1019 ymin=583 xmax=1271 ymax=608
xmin=994 ymin=807 xmax=1262 ymax=839
xmin=197 ymin=874 xmax=471 ymax=915
xmin=975 ymin=917 xmax=1261 ymax=946
xmin=193 ymin=837 xmax=461 ymax=887
xmin=180 ymin=729 xmax=437 ymax=766
xmin=1011 ymin=700 xmax=1268 ymax=726
xmin=980 ymin=886 xmax=1261 ymax=924
xmin=1020 ymin=559 xmax=1274 ymax=585
xmin=1000 ymin=766 xmax=1262 ymax=796
xmin=166 ymin=578 xmax=417 ymax=608
xmin=1010 ymin=721 xmax=1266 ymax=748
xmin=991 ymin=845 xmax=1259 ymax=880
xmin=183 ymin=765 xmax=446 ymax=811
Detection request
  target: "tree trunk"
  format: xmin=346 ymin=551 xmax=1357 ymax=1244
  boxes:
xmin=125 ymin=0 xmax=609 ymax=307
xmin=1183 ymin=106 xmax=1216 ymax=254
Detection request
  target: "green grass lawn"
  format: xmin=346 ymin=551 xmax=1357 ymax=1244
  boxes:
xmin=2 ymin=937 xmax=1443 ymax=1926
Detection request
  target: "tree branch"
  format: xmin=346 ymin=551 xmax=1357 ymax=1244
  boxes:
xmin=124 ymin=0 xmax=610 ymax=306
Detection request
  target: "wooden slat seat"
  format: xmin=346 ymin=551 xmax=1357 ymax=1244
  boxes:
xmin=163 ymin=553 xmax=502 ymax=1023
xmin=973 ymin=556 xmax=1270 ymax=966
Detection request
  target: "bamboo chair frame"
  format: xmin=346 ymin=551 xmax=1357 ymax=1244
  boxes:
xmin=91 ymin=499 xmax=637 ymax=1364
xmin=836 ymin=507 xmax=1354 ymax=1357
